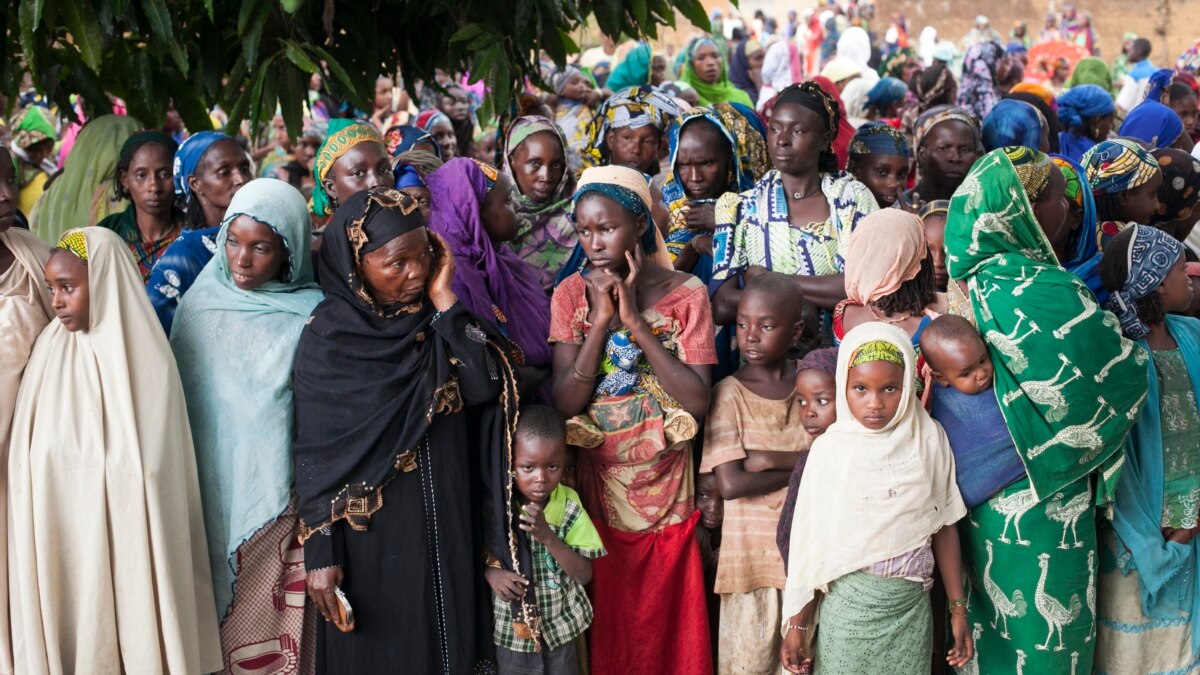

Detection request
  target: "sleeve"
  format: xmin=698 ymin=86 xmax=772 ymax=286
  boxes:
xmin=562 ymin=495 xmax=607 ymax=558
xmin=671 ymin=282 xmax=718 ymax=365
xmin=775 ymin=452 xmax=810 ymax=570
xmin=709 ymin=191 xmax=745 ymax=287
xmin=700 ymin=380 xmax=748 ymax=473
xmin=833 ymin=177 xmax=879 ymax=270
xmin=549 ymin=274 xmax=586 ymax=345
xmin=303 ymin=522 xmax=346 ymax=572
xmin=147 ymin=236 xmax=214 ymax=335
xmin=431 ymin=302 xmax=501 ymax=405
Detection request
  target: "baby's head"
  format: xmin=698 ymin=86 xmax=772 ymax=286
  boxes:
xmin=695 ymin=472 xmax=723 ymax=531
xmin=794 ymin=347 xmax=838 ymax=438
xmin=845 ymin=339 xmax=908 ymax=430
xmin=514 ymin=405 xmax=567 ymax=505
xmin=919 ymin=315 xmax=995 ymax=395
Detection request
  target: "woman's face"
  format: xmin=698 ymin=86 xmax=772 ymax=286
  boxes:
xmin=294 ymin=138 xmax=320 ymax=165
xmin=431 ymin=121 xmax=458 ymax=160
xmin=325 ymin=141 xmax=394 ymax=208
xmin=45 ymin=251 xmax=89 ymax=332
xmin=1120 ymin=171 xmax=1164 ymax=225
xmin=747 ymin=48 xmax=766 ymax=71
xmin=768 ymin=103 xmax=830 ymax=176
xmin=846 ymin=360 xmax=904 ymax=430
xmin=510 ymin=131 xmax=566 ymax=204
xmin=919 ymin=121 xmax=980 ymax=189
xmin=400 ymin=186 xmax=432 ymax=219
xmin=692 ymin=44 xmax=723 ymax=85
xmin=675 ymin=121 xmax=730 ymax=200
xmin=1032 ymin=165 xmax=1071 ymax=260
xmin=224 ymin=215 xmax=288 ymax=291
xmin=122 ymin=142 xmax=174 ymax=221
xmin=609 ymin=125 xmax=662 ymax=176
xmin=901 ymin=59 xmax=922 ymax=84
xmin=0 ymin=148 xmax=16 ymax=233
xmin=1172 ymin=96 xmax=1199 ymax=135
xmin=852 ymin=154 xmax=909 ymax=207
xmin=188 ymin=139 xmax=252 ymax=213
xmin=574 ymin=193 xmax=645 ymax=277
xmin=651 ymin=56 xmax=668 ymax=86
xmin=481 ymin=174 xmax=521 ymax=243
xmin=1053 ymin=62 xmax=1071 ymax=81
xmin=359 ymin=226 xmax=433 ymax=306
xmin=440 ymin=88 xmax=471 ymax=122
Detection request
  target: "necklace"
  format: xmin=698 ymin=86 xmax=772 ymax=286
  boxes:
xmin=867 ymin=304 xmax=915 ymax=325
xmin=791 ymin=185 xmax=821 ymax=200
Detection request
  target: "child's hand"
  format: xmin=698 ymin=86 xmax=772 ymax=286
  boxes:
xmin=781 ymin=625 xmax=814 ymax=673
xmin=1164 ymin=526 xmax=1197 ymax=545
xmin=519 ymin=502 xmax=554 ymax=544
xmin=608 ymin=251 xmax=643 ymax=329
xmin=484 ymin=567 xmax=529 ymax=603
xmin=946 ymin=610 xmax=975 ymax=668
xmin=584 ymin=273 xmax=618 ymax=327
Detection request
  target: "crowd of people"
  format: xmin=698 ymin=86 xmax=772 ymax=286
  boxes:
xmin=4 ymin=1 xmax=1200 ymax=674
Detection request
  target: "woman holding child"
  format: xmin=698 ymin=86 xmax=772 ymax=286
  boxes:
xmin=938 ymin=146 xmax=1148 ymax=673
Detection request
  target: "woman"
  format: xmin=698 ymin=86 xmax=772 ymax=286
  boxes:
xmin=680 ymin=37 xmax=753 ymax=107
xmin=880 ymin=46 xmax=922 ymax=84
xmin=384 ymin=124 xmax=441 ymax=159
xmin=170 ymin=179 xmax=322 ymax=672
xmin=96 ymin=132 xmax=182 ymax=281
xmin=416 ymin=109 xmax=459 ymax=160
xmin=146 ymin=131 xmax=251 ymax=333
xmin=1007 ymin=86 xmax=1062 ymax=154
xmin=729 ymin=39 xmax=765 ymax=105
xmin=982 ymin=99 xmax=1049 ymax=152
xmin=1150 ymin=147 xmax=1200 ymax=242
xmin=550 ymin=165 xmax=715 ymax=675
xmin=1046 ymin=57 xmax=1072 ymax=97
xmin=425 ymin=156 xmax=551 ymax=377
xmin=862 ymin=77 xmax=910 ymax=122
xmin=1119 ymin=100 xmax=1190 ymax=151
xmin=605 ymin=42 xmax=654 ymax=91
xmin=437 ymin=83 xmax=477 ymax=159
xmin=1066 ymin=56 xmax=1114 ymax=93
xmin=9 ymin=106 xmax=58 ymax=215
xmin=9 ymin=227 xmax=221 ymax=673
xmin=1082 ymin=139 xmax=1163 ymax=249
xmin=29 ymin=114 xmax=141 ymax=244
xmin=501 ymin=116 xmax=578 ymax=290
xmin=957 ymin=41 xmax=1006 ymax=122
xmin=1049 ymin=154 xmax=1105 ymax=301
xmin=309 ymin=120 xmax=394 ymax=230
xmin=1056 ymin=84 xmax=1115 ymax=163
xmin=902 ymin=60 xmax=959 ymax=139
xmin=583 ymin=86 xmax=680 ymax=175
xmin=664 ymin=103 xmax=769 ymax=282
xmin=905 ymin=105 xmax=983 ymax=206
xmin=942 ymin=146 xmax=1147 ymax=674
xmin=0 ymin=144 xmax=52 ymax=675
xmin=294 ymin=187 xmax=524 ymax=674
xmin=711 ymin=82 xmax=878 ymax=328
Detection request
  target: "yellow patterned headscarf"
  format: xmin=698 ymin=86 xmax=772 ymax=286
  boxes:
xmin=1002 ymin=145 xmax=1052 ymax=203
xmin=56 ymin=229 xmax=89 ymax=261
xmin=848 ymin=340 xmax=904 ymax=369
xmin=310 ymin=120 xmax=385 ymax=217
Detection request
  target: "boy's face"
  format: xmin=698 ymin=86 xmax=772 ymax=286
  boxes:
xmin=736 ymin=289 xmax=802 ymax=366
xmin=794 ymin=368 xmax=837 ymax=437
xmin=927 ymin=335 xmax=995 ymax=395
xmin=514 ymin=433 xmax=566 ymax=505
xmin=695 ymin=474 xmax=723 ymax=530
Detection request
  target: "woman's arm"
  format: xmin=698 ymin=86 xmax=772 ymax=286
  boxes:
xmin=793 ymin=273 xmax=846 ymax=311
xmin=552 ymin=274 xmax=617 ymax=417
xmin=712 ymin=276 xmax=742 ymax=326
xmin=712 ymin=460 xmax=793 ymax=500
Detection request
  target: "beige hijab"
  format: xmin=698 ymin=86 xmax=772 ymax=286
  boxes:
xmin=0 ymin=226 xmax=52 ymax=675
xmin=7 ymin=227 xmax=220 ymax=673
xmin=781 ymin=322 xmax=966 ymax=626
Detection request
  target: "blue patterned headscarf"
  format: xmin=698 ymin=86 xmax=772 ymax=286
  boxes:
xmin=864 ymin=77 xmax=909 ymax=112
xmin=1105 ymin=224 xmax=1183 ymax=340
xmin=982 ymin=99 xmax=1045 ymax=151
xmin=849 ymin=121 xmax=910 ymax=158
xmin=172 ymin=131 xmax=231 ymax=198
xmin=1118 ymin=100 xmax=1185 ymax=150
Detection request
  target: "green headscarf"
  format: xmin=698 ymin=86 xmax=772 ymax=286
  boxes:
xmin=309 ymin=119 xmax=385 ymax=217
xmin=1066 ymin=57 xmax=1114 ymax=93
xmin=10 ymin=106 xmax=57 ymax=150
xmin=606 ymin=43 xmax=654 ymax=91
xmin=169 ymin=178 xmax=323 ymax=619
xmin=945 ymin=147 xmax=1148 ymax=505
xmin=679 ymin=37 xmax=753 ymax=107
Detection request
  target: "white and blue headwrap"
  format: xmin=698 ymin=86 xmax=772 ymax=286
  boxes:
xmin=1105 ymin=224 xmax=1184 ymax=340
xmin=172 ymin=131 xmax=231 ymax=198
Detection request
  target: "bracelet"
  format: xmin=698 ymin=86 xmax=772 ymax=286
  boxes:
xmin=949 ymin=598 xmax=969 ymax=613
xmin=784 ymin=623 xmax=811 ymax=636
xmin=570 ymin=363 xmax=601 ymax=382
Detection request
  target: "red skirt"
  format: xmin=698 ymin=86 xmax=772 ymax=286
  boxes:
xmin=588 ymin=510 xmax=712 ymax=675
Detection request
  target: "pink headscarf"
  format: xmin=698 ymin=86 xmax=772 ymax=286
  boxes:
xmin=844 ymin=209 xmax=927 ymax=305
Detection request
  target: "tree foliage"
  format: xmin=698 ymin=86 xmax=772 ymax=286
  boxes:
xmin=6 ymin=0 xmax=713 ymax=139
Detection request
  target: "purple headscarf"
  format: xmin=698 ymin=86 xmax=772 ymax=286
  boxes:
xmin=425 ymin=157 xmax=552 ymax=367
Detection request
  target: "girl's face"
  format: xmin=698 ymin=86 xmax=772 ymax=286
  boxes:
xmin=846 ymin=360 xmax=904 ymax=431
xmin=675 ymin=122 xmax=731 ymax=200
xmin=794 ymin=368 xmax=836 ymax=437
xmin=189 ymin=139 xmax=252 ymax=213
xmin=768 ymin=103 xmax=831 ymax=176
xmin=359 ymin=227 xmax=434 ymax=306
xmin=224 ymin=215 xmax=288 ymax=291
xmin=736 ymin=289 xmax=801 ymax=366
xmin=440 ymin=89 xmax=471 ymax=122
xmin=325 ymin=141 xmax=394 ymax=208
xmin=1120 ymin=171 xmax=1164 ymax=226
xmin=574 ymin=193 xmax=644 ymax=277
xmin=852 ymin=154 xmax=909 ymax=207
xmin=510 ymin=131 xmax=566 ymax=204
xmin=45 ymin=251 xmax=89 ymax=332
xmin=481 ymin=174 xmax=520 ymax=243
xmin=692 ymin=44 xmax=723 ymax=85
xmin=921 ymin=214 xmax=949 ymax=291
xmin=561 ymin=74 xmax=594 ymax=102
xmin=122 ymin=142 xmax=174 ymax=220
xmin=695 ymin=473 xmax=723 ymax=530
xmin=431 ymin=121 xmax=458 ymax=160
xmin=1171 ymin=93 xmax=1198 ymax=134
xmin=1158 ymin=255 xmax=1193 ymax=313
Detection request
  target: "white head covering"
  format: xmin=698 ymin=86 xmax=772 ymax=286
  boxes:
xmin=781 ymin=323 xmax=966 ymax=627
xmin=918 ymin=26 xmax=939 ymax=65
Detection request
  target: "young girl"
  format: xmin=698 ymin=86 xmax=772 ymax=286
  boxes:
xmin=1081 ymin=138 xmax=1163 ymax=248
xmin=847 ymin=121 xmax=911 ymax=208
xmin=1095 ymin=224 xmax=1200 ymax=672
xmin=9 ymin=227 xmax=220 ymax=673
xmin=701 ymin=272 xmax=808 ymax=672
xmin=918 ymin=200 xmax=951 ymax=293
xmin=781 ymin=323 xmax=971 ymax=674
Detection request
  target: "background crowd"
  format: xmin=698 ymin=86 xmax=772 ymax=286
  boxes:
xmin=4 ymin=1 xmax=1200 ymax=674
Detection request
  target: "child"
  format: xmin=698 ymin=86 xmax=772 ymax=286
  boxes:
xmin=547 ymin=65 xmax=602 ymax=177
xmin=484 ymin=405 xmax=606 ymax=674
xmin=700 ymin=272 xmax=809 ymax=674
xmin=1081 ymin=138 xmax=1162 ymax=248
xmin=1095 ymin=224 xmax=1200 ymax=672
xmin=847 ymin=121 xmax=911 ymax=208
xmin=776 ymin=347 xmax=838 ymax=570
xmin=695 ymin=472 xmax=724 ymax=666
xmin=918 ymin=200 xmax=951 ymax=293
xmin=781 ymin=324 xmax=972 ymax=674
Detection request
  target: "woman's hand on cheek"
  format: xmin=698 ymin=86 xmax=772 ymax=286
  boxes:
xmin=427 ymin=231 xmax=457 ymax=311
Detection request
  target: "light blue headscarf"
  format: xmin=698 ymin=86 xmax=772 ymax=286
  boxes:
xmin=1112 ymin=313 xmax=1200 ymax=657
xmin=169 ymin=178 xmax=323 ymax=620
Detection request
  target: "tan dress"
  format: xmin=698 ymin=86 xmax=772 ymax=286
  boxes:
xmin=0 ymin=227 xmax=52 ymax=675
xmin=7 ymin=227 xmax=221 ymax=674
